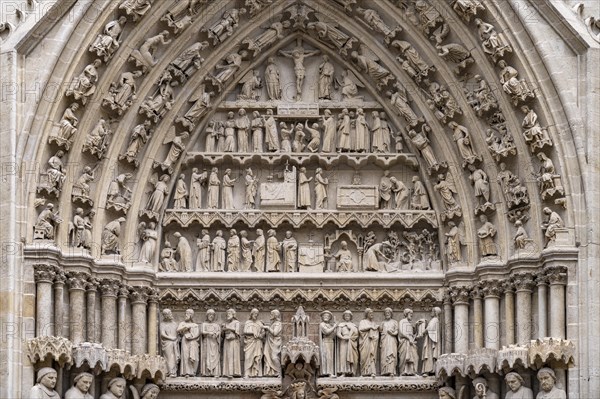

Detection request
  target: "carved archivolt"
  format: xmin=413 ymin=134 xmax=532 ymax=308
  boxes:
xmin=20 ymin=0 xmax=581 ymax=396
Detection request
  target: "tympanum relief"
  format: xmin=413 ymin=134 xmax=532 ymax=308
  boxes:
xmin=25 ymin=0 xmax=576 ymax=398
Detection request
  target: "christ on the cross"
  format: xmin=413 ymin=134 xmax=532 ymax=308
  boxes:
xmin=278 ymin=38 xmax=320 ymax=101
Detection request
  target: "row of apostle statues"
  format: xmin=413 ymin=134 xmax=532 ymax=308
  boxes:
xmin=160 ymin=308 xmax=283 ymax=378
xmin=319 ymin=308 xmax=441 ymax=378
xmin=160 ymin=307 xmax=440 ymax=379
xmin=29 ymin=367 xmax=159 ymax=399
xmin=200 ymin=107 xmax=406 ymax=155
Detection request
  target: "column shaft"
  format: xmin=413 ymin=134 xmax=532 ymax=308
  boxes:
xmin=481 ymin=280 xmax=502 ymax=350
xmin=53 ymin=277 xmax=65 ymax=337
xmin=34 ymin=265 xmax=56 ymax=337
xmin=147 ymin=298 xmax=158 ymax=355
xmin=473 ymin=295 xmax=484 ymax=348
xmin=118 ymin=289 xmax=129 ymax=350
xmin=484 ymin=296 xmax=500 ymax=349
xmin=516 ymin=289 xmax=532 ymax=344
xmin=86 ymin=284 xmax=97 ymax=342
xmin=454 ymin=303 xmax=469 ymax=353
xmin=36 ymin=281 xmax=53 ymax=337
xmin=443 ymin=297 xmax=453 ymax=354
xmin=537 ymin=283 xmax=548 ymax=338
xmin=504 ymin=289 xmax=515 ymax=345
xmin=69 ymin=287 xmax=85 ymax=344
xmin=131 ymin=288 xmax=148 ymax=355
xmin=102 ymin=294 xmax=118 ymax=348
xmin=550 ymin=283 xmax=566 ymax=338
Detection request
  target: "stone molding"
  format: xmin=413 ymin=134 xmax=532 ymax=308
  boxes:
xmin=163 ymin=209 xmax=438 ymax=229
xmin=161 ymin=378 xmax=281 ymax=392
xmin=159 ymin=287 xmax=444 ymax=310
xmin=316 ymin=377 xmax=438 ymax=392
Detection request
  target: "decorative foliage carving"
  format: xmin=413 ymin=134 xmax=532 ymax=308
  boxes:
xmin=161 ymin=379 xmax=281 ymax=392
xmin=317 ymin=378 xmax=438 ymax=392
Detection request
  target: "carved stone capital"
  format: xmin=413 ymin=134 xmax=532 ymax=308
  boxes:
xmin=449 ymin=285 xmax=471 ymax=305
xmin=480 ymin=279 xmax=503 ymax=298
xmin=85 ymin=277 xmax=99 ymax=292
xmin=544 ymin=265 xmax=568 ymax=285
xmin=535 ymin=271 xmax=549 ymax=286
xmin=502 ymin=279 xmax=515 ymax=293
xmin=147 ymin=288 xmax=160 ymax=304
xmin=119 ymin=285 xmax=131 ymax=298
xmin=53 ymin=271 xmax=67 ymax=286
xmin=33 ymin=264 xmax=57 ymax=283
xmin=67 ymin=272 xmax=89 ymax=291
xmin=470 ymin=285 xmax=483 ymax=300
xmin=512 ymin=272 xmax=535 ymax=292
xmin=100 ymin=279 xmax=121 ymax=297
xmin=130 ymin=286 xmax=149 ymax=304
xmin=443 ymin=290 xmax=452 ymax=305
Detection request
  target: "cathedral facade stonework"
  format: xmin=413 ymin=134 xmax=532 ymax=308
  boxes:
xmin=0 ymin=0 xmax=598 ymax=398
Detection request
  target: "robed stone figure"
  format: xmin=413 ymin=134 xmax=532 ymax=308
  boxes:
xmin=160 ymin=309 xmax=180 ymax=377
xmin=244 ymin=308 xmax=265 ymax=377
xmin=398 ymin=308 xmax=419 ymax=376
xmin=358 ymin=308 xmax=379 ymax=376
xmin=336 ymin=310 xmax=359 ymax=376
xmin=263 ymin=310 xmax=283 ymax=377
xmin=222 ymin=309 xmax=242 ymax=377
xmin=319 ymin=311 xmax=337 ymax=377
xmin=418 ymin=307 xmax=441 ymax=375
xmin=200 ymin=309 xmax=221 ymax=376
xmin=177 ymin=309 xmax=201 ymax=377
xmin=379 ymin=308 xmax=399 ymax=376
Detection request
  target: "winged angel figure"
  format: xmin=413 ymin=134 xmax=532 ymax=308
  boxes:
xmin=350 ymin=45 xmax=394 ymax=90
